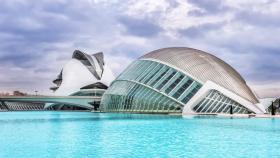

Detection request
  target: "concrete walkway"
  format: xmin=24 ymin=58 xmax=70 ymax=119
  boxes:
xmin=183 ymin=113 xmax=280 ymax=118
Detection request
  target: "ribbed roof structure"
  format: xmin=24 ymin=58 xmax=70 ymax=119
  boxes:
xmin=80 ymin=82 xmax=108 ymax=90
xmin=141 ymin=47 xmax=259 ymax=104
xmin=72 ymin=50 xmax=104 ymax=80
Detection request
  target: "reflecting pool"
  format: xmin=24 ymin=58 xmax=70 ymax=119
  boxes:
xmin=0 ymin=112 xmax=279 ymax=158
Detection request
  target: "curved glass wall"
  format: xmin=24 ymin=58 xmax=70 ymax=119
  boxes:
xmin=192 ymin=90 xmax=252 ymax=114
xmin=101 ymin=81 xmax=182 ymax=113
xmin=101 ymin=60 xmax=202 ymax=113
xmin=71 ymin=90 xmax=105 ymax=97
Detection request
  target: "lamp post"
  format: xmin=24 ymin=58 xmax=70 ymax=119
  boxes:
xmin=35 ymin=90 xmax=38 ymax=96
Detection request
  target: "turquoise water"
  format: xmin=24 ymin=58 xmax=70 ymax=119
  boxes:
xmin=0 ymin=112 xmax=280 ymax=158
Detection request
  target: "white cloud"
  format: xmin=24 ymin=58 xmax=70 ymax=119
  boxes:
xmin=0 ymin=0 xmax=279 ymax=97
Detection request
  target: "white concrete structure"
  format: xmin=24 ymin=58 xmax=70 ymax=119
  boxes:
xmin=51 ymin=50 xmax=114 ymax=96
xmin=101 ymin=47 xmax=266 ymax=114
xmin=0 ymin=96 xmax=97 ymax=110
xmin=46 ymin=50 xmax=115 ymax=110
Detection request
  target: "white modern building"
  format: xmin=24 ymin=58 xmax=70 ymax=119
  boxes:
xmin=46 ymin=50 xmax=114 ymax=110
xmin=100 ymin=47 xmax=266 ymax=115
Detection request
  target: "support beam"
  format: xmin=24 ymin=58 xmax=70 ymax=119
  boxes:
xmin=230 ymin=105 xmax=233 ymax=115
xmin=271 ymin=101 xmax=275 ymax=115
xmin=0 ymin=96 xmax=98 ymax=110
xmin=0 ymin=101 xmax=9 ymax=110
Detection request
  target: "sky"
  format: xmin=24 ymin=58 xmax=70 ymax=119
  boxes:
xmin=0 ymin=0 xmax=279 ymax=98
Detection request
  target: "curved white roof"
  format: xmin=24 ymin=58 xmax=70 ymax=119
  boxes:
xmin=141 ymin=47 xmax=259 ymax=104
xmin=72 ymin=50 xmax=104 ymax=80
xmin=54 ymin=59 xmax=98 ymax=96
xmin=52 ymin=51 xmax=115 ymax=96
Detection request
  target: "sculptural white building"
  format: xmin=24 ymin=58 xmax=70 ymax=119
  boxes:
xmin=100 ymin=47 xmax=266 ymax=114
xmin=47 ymin=50 xmax=114 ymax=110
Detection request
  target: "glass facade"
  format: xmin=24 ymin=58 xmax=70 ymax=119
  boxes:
xmin=71 ymin=90 xmax=105 ymax=97
xmin=192 ymin=90 xmax=252 ymax=114
xmin=101 ymin=60 xmax=202 ymax=113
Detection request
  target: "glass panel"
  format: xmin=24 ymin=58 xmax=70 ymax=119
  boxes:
xmin=201 ymin=92 xmax=222 ymax=113
xmin=133 ymin=61 xmax=153 ymax=81
xmin=196 ymin=99 xmax=211 ymax=112
xmin=134 ymin=61 xmax=153 ymax=81
xmin=142 ymin=64 xmax=163 ymax=84
xmin=210 ymin=100 xmax=224 ymax=113
xmin=181 ymin=85 xmax=200 ymax=104
xmin=165 ymin=74 xmax=184 ymax=94
xmin=126 ymin=61 xmax=146 ymax=80
xmin=193 ymin=99 xmax=204 ymax=111
xmin=172 ymin=79 xmax=193 ymax=99
xmin=216 ymin=100 xmax=228 ymax=113
xmin=118 ymin=61 xmax=140 ymax=80
xmin=138 ymin=62 xmax=158 ymax=82
xmin=149 ymin=67 xmax=169 ymax=88
xmin=156 ymin=71 xmax=176 ymax=90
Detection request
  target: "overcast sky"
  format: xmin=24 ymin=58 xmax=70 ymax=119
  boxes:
xmin=0 ymin=0 xmax=279 ymax=98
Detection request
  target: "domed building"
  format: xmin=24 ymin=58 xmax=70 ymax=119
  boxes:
xmin=100 ymin=47 xmax=265 ymax=114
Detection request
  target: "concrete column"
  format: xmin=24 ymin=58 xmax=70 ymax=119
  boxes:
xmin=271 ymin=102 xmax=275 ymax=115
